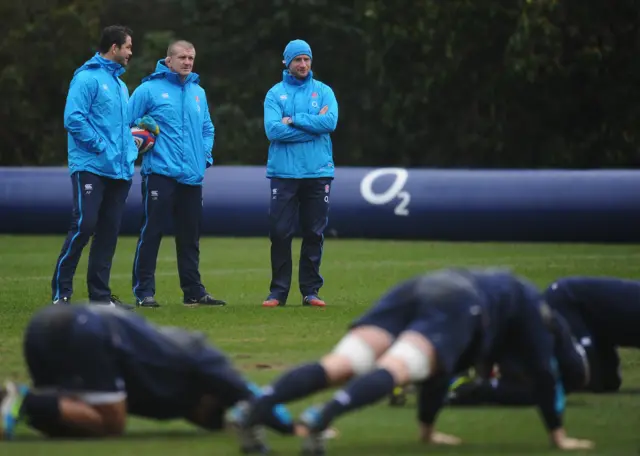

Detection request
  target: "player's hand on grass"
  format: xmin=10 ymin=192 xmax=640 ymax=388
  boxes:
xmin=430 ymin=431 xmax=462 ymax=445
xmin=555 ymin=437 xmax=594 ymax=450
xmin=551 ymin=429 xmax=594 ymax=450
xmin=420 ymin=424 xmax=461 ymax=445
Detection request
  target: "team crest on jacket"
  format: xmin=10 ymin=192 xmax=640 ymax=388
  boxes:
xmin=195 ymin=96 xmax=200 ymax=102
xmin=325 ymin=184 xmax=330 ymax=193
xmin=312 ymin=92 xmax=318 ymax=98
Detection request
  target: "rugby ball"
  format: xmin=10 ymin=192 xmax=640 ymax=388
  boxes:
xmin=131 ymin=127 xmax=156 ymax=154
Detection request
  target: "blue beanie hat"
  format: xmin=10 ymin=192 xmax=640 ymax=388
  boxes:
xmin=283 ymin=39 xmax=312 ymax=67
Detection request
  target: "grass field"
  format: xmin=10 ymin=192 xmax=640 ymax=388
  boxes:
xmin=1 ymin=235 xmax=639 ymax=455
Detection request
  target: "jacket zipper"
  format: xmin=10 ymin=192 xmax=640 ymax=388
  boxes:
xmin=115 ymin=70 xmax=125 ymax=179
xmin=181 ymin=82 xmax=186 ymax=180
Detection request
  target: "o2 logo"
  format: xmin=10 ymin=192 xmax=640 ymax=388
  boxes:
xmin=359 ymin=168 xmax=411 ymax=216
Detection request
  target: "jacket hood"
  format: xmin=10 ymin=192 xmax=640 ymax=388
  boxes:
xmin=74 ymin=52 xmax=126 ymax=77
xmin=142 ymin=59 xmax=200 ymax=85
xmin=282 ymin=69 xmax=313 ymax=87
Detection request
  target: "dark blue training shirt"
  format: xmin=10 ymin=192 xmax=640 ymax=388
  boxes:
xmin=545 ymin=276 xmax=640 ymax=348
xmin=494 ymin=310 xmax=589 ymax=393
xmin=416 ymin=269 xmax=565 ymax=432
xmin=25 ymin=305 xmax=243 ymax=420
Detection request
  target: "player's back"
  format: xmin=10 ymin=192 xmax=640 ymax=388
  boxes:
xmin=407 ymin=267 xmax=541 ymax=334
xmin=355 ymin=267 xmax=545 ymax=364
xmin=545 ymin=276 xmax=640 ymax=347
xmin=454 ymin=269 xmax=567 ymax=432
xmin=459 ymin=268 xmax=546 ymax=356
xmin=87 ymin=305 xmax=229 ymax=419
xmin=465 ymin=268 xmax=538 ymax=318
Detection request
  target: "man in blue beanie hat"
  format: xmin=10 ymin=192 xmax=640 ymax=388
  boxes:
xmin=262 ymin=39 xmax=339 ymax=309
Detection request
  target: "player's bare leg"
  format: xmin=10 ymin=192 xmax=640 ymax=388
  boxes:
xmin=296 ymin=331 xmax=459 ymax=455
xmin=230 ymin=326 xmax=392 ymax=453
xmin=318 ymin=326 xmax=394 ymax=384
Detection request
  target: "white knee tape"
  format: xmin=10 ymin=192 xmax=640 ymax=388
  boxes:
xmin=332 ymin=334 xmax=376 ymax=375
xmin=386 ymin=340 xmax=431 ymax=382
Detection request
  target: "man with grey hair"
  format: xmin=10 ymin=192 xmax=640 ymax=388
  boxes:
xmin=128 ymin=40 xmax=226 ymax=308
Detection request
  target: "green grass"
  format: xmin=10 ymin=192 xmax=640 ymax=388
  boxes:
xmin=1 ymin=235 xmax=640 ymax=455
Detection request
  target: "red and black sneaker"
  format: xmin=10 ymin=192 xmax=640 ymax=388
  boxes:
xmin=262 ymin=298 xmax=284 ymax=307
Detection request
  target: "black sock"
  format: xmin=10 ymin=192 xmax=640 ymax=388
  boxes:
xmin=261 ymin=403 xmax=294 ymax=435
xmin=252 ymin=363 xmax=328 ymax=423
xmin=21 ymin=392 xmax=64 ymax=436
xmin=316 ymin=368 xmax=395 ymax=429
xmin=259 ymin=362 xmax=328 ymax=405
xmin=21 ymin=392 xmax=61 ymax=421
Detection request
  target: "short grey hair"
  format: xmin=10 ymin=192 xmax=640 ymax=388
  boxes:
xmin=167 ymin=40 xmax=195 ymax=56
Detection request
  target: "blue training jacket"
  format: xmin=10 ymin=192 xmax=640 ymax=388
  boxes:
xmin=264 ymin=70 xmax=338 ymax=179
xmin=64 ymin=53 xmax=138 ymax=180
xmin=128 ymin=59 xmax=214 ymax=186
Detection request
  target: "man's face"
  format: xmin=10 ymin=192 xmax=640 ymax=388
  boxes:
xmin=112 ymin=36 xmax=132 ymax=66
xmin=166 ymin=46 xmax=196 ymax=77
xmin=288 ymin=55 xmax=311 ymax=79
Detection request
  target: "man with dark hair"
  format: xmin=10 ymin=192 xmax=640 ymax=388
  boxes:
xmin=51 ymin=25 xmax=137 ymax=309
xmin=97 ymin=25 xmax=133 ymax=55
xmin=128 ymin=39 xmax=225 ymax=308
xmin=0 ymin=304 xmax=295 ymax=442
xmin=261 ymin=39 xmax=338 ymax=308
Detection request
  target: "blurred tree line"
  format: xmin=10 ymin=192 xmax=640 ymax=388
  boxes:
xmin=1 ymin=0 xmax=639 ymax=168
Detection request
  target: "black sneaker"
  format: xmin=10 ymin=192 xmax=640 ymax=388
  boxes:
xmin=52 ymin=297 xmax=70 ymax=305
xmin=298 ymin=405 xmax=328 ymax=456
xmin=137 ymin=296 xmax=161 ymax=308
xmin=227 ymin=400 xmax=269 ymax=454
xmin=183 ymin=293 xmax=226 ymax=307
xmin=92 ymin=295 xmax=135 ymax=311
